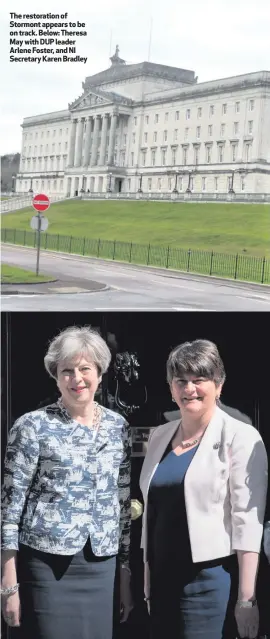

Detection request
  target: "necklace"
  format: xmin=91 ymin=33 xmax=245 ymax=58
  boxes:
xmin=180 ymin=423 xmax=203 ymax=449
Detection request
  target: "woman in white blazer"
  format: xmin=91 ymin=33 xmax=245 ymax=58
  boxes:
xmin=140 ymin=339 xmax=268 ymax=639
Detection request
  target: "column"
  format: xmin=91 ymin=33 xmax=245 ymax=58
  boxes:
xmin=99 ymin=114 xmax=109 ymax=166
xmin=74 ymin=117 xmax=84 ymax=168
xmin=83 ymin=116 xmax=92 ymax=166
xmin=90 ymin=116 xmax=100 ymax=167
xmin=67 ymin=119 xmax=77 ymax=167
xmin=107 ymin=111 xmax=118 ymax=166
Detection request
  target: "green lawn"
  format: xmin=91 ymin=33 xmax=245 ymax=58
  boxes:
xmin=1 ymin=264 xmax=54 ymax=284
xmin=2 ymin=199 xmax=270 ymax=257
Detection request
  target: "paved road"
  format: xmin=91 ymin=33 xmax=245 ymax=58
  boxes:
xmin=1 ymin=245 xmax=270 ymax=311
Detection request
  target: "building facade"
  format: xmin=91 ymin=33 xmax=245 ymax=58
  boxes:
xmin=16 ymin=47 xmax=270 ymax=196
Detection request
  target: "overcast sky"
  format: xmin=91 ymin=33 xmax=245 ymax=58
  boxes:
xmin=1 ymin=0 xmax=269 ymax=154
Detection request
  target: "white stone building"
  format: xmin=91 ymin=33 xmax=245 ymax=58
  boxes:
xmin=16 ymin=47 xmax=270 ymax=196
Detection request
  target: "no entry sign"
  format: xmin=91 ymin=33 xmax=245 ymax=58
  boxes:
xmin=32 ymin=193 xmax=50 ymax=212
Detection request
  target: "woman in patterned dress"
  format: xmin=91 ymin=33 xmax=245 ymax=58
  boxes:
xmin=1 ymin=326 xmax=133 ymax=639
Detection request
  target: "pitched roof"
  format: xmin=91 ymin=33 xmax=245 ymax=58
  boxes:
xmin=84 ymin=61 xmax=196 ymax=88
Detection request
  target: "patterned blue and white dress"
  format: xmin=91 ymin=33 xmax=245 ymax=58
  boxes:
xmin=2 ymin=399 xmax=131 ymax=639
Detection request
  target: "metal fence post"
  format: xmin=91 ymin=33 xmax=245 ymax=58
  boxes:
xmin=57 ymin=234 xmax=60 ymax=251
xmin=166 ymin=245 xmax=170 ymax=269
xmin=4 ymin=228 xmax=6 ymax=242
xmin=69 ymin=236 xmax=72 ymax=253
xmin=261 ymin=257 xmax=266 ymax=284
xmin=209 ymin=251 xmax=214 ymax=275
xmin=45 ymin=233 xmax=48 ymax=250
xmin=234 ymin=254 xmax=239 ymax=280
xmin=82 ymin=237 xmax=86 ymax=256
xmin=112 ymin=240 xmax=116 ymax=260
xmin=97 ymin=238 xmax=101 ymax=257
xmin=187 ymin=249 xmax=191 ymax=272
xmin=23 ymin=230 xmax=26 ymax=246
xmin=147 ymin=243 xmax=151 ymax=265
xmin=14 ymin=229 xmax=16 ymax=243
xmin=129 ymin=242 xmax=133 ymax=263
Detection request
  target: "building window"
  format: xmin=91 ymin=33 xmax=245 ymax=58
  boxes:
xmin=121 ymin=152 xmax=125 ymax=167
xmin=249 ymin=99 xmax=255 ymax=111
xmin=206 ymin=146 xmax=211 ymax=163
xmin=183 ymin=147 xmax=188 ymax=164
xmin=174 ymin=129 xmax=178 ymax=141
xmin=28 ymin=146 xmax=31 ymax=154
xmin=233 ymin=121 xmax=239 ymax=136
xmin=148 ymin=178 xmax=152 ymax=191
xmin=59 ymin=129 xmax=62 ymax=136
xmin=161 ymin=149 xmax=167 ymax=165
xmin=50 ymin=158 xmax=54 ymax=170
xmin=56 ymin=157 xmax=60 ymax=170
xmin=132 ymin=132 xmax=136 ymax=143
xmin=235 ymin=101 xmax=240 ymax=113
xmin=151 ymin=150 xmax=156 ymax=166
xmin=248 ymin=120 xmax=253 ymax=134
xmin=33 ymin=158 xmax=36 ymax=170
xmin=215 ymin=177 xmax=218 ymax=191
xmin=35 ymin=132 xmax=38 ymax=139
xmin=175 ymin=111 xmax=179 ymax=120
xmin=144 ymin=132 xmax=148 ymax=143
xmin=128 ymin=178 xmax=131 ymax=191
xmin=53 ymin=179 xmax=57 ymax=189
xmin=241 ymin=176 xmax=245 ymax=191
xmin=52 ymin=143 xmax=55 ymax=152
xmin=60 ymin=179 xmax=63 ymax=190
xmin=172 ymin=148 xmax=177 ymax=165
xmin=184 ymin=127 xmax=189 ymax=140
xmin=124 ymin=134 xmax=127 ymax=145
xmin=165 ymin=112 xmax=168 ymax=121
xmin=208 ymin=124 xmax=213 ymax=137
xmin=34 ymin=146 xmax=37 ymax=154
xmin=196 ymin=126 xmax=201 ymax=138
xmin=186 ymin=109 xmax=190 ymax=120
xmin=27 ymin=159 xmax=30 ymax=169
xmin=142 ymin=151 xmax=146 ymax=166
xmin=65 ymin=142 xmax=68 ymax=150
xmin=44 ymin=157 xmax=48 ymax=170
xmin=53 ymin=130 xmax=56 ymax=137
xmin=154 ymin=114 xmax=159 ymax=123
xmin=231 ymin=143 xmax=237 ymax=162
xmin=168 ymin=177 xmax=172 ymax=190
xmin=202 ymin=177 xmax=206 ymax=191
xmin=218 ymin=145 xmax=224 ymax=162
xmin=197 ymin=107 xmax=202 ymax=118
xmin=158 ymin=178 xmax=162 ymax=191
xmin=134 ymin=116 xmax=137 ymax=125
xmin=66 ymin=128 xmax=68 ymax=135
xmin=222 ymin=103 xmax=227 ymax=115
xmin=115 ymin=135 xmax=119 ymax=146
xmin=194 ymin=146 xmax=200 ymax=164
xmin=179 ymin=177 xmax=183 ymax=191
xmin=153 ymin=131 xmax=157 ymax=143
xmin=131 ymin=152 xmax=134 ymax=166
xmin=47 ymin=130 xmax=50 ymax=137
xmin=145 ymin=115 xmax=149 ymax=125
xmin=245 ymin=143 xmax=252 ymax=161
xmin=163 ymin=130 xmax=168 ymax=142
xmin=220 ymin=123 xmax=226 ymax=136
xmin=25 ymin=133 xmax=28 ymax=140
xmin=209 ymin=105 xmax=214 ymax=116
xmin=190 ymin=177 xmax=194 ymax=191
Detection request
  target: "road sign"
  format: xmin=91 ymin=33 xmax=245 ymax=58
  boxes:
xmin=30 ymin=215 xmax=49 ymax=232
xmin=32 ymin=193 xmax=50 ymax=212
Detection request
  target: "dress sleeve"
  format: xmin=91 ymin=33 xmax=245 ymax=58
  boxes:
xmin=229 ymin=425 xmax=268 ymax=553
xmin=1 ymin=413 xmax=40 ymax=550
xmin=118 ymin=420 xmax=132 ymax=566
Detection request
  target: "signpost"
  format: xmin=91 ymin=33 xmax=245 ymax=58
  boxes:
xmin=31 ymin=194 xmax=50 ymax=275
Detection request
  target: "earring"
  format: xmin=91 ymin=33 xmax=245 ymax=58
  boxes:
xmin=172 ymin=397 xmax=177 ymax=403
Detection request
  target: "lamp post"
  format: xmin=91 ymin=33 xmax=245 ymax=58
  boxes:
xmin=11 ymin=174 xmax=16 ymax=194
xmin=228 ymin=170 xmax=235 ymax=194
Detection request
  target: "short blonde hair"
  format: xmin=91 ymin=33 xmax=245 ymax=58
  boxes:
xmin=44 ymin=326 xmax=111 ymax=379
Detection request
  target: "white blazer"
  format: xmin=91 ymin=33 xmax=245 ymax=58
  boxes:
xmin=140 ymin=406 xmax=268 ymax=563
